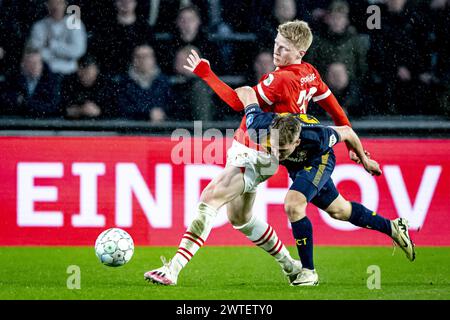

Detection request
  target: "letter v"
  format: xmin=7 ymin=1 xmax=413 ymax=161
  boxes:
xmin=384 ymin=165 xmax=441 ymax=230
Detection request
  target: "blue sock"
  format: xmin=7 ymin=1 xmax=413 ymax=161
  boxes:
xmin=349 ymin=202 xmax=392 ymax=236
xmin=291 ymin=216 xmax=314 ymax=270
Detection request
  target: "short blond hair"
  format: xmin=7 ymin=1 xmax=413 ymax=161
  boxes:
xmin=277 ymin=20 xmax=313 ymax=52
xmin=271 ymin=115 xmax=301 ymax=146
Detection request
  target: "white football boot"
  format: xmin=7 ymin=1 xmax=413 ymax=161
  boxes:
xmin=291 ymin=268 xmax=319 ymax=286
xmin=282 ymin=259 xmax=303 ymax=285
xmin=144 ymin=256 xmax=178 ymax=286
xmin=391 ymin=218 xmax=416 ymax=261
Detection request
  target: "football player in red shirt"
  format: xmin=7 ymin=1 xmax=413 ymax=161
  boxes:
xmin=145 ymin=20 xmax=368 ymax=286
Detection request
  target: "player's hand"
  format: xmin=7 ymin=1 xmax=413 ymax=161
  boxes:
xmin=363 ymin=159 xmax=382 ymax=176
xmin=183 ymin=49 xmax=210 ymax=73
xmin=81 ymin=101 xmax=101 ymax=117
xmin=349 ymin=149 xmax=371 ymax=164
xmin=150 ymin=107 xmax=166 ymax=123
xmin=66 ymin=105 xmax=81 ymax=118
xmin=419 ymin=72 xmax=433 ymax=84
xmin=397 ymin=66 xmax=411 ymax=81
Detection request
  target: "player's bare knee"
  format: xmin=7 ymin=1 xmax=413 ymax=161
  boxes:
xmin=227 ymin=212 xmax=248 ymax=227
xmin=325 ymin=201 xmax=351 ymax=221
xmin=327 ymin=208 xmax=346 ymax=220
xmin=284 ymin=191 xmax=308 ymax=221
xmin=284 ymin=201 xmax=307 ymax=221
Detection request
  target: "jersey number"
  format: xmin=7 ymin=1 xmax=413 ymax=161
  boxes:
xmin=297 ymin=87 xmax=317 ymax=113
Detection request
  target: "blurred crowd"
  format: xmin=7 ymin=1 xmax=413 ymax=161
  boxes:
xmin=0 ymin=0 xmax=449 ymax=123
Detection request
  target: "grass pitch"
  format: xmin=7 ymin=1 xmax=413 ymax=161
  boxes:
xmin=0 ymin=246 xmax=448 ymax=300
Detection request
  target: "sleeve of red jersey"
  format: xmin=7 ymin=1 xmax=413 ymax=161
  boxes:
xmin=312 ymin=68 xmax=351 ymax=127
xmin=193 ymin=60 xmax=244 ymax=111
xmin=253 ymin=72 xmax=287 ymax=107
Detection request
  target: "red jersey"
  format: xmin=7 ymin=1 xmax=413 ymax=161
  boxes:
xmin=193 ymin=59 xmax=350 ymax=148
xmin=235 ymin=62 xmax=334 ymax=146
xmin=254 ymin=62 xmax=330 ymax=113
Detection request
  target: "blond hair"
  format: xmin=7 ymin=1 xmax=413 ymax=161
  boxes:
xmin=271 ymin=115 xmax=301 ymax=146
xmin=277 ymin=20 xmax=313 ymax=52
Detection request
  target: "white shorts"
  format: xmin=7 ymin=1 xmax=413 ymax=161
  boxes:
xmin=226 ymin=140 xmax=278 ymax=193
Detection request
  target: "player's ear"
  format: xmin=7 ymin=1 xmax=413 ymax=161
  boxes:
xmin=298 ymin=50 xmax=306 ymax=59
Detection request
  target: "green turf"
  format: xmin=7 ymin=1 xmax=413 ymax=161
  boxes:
xmin=0 ymin=246 xmax=448 ymax=300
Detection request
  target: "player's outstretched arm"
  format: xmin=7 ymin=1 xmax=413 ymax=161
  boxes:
xmin=183 ymin=49 xmax=244 ymax=111
xmin=332 ymin=125 xmax=382 ymax=176
xmin=315 ymin=90 xmax=370 ymax=163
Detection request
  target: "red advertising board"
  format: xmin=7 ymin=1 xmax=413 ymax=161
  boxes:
xmin=0 ymin=136 xmax=449 ymax=246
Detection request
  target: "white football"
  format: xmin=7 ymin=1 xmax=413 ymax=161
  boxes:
xmin=95 ymin=228 xmax=134 ymax=267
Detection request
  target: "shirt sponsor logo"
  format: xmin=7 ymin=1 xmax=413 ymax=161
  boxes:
xmin=329 ymin=134 xmax=337 ymax=147
xmin=286 ymin=150 xmax=308 ymax=162
xmin=263 ymin=74 xmax=274 ymax=86
xmin=300 ymin=73 xmax=316 ymax=85
xmin=246 ymin=114 xmax=254 ymax=127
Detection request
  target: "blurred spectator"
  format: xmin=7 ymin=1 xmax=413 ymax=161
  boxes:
xmin=251 ymin=0 xmax=331 ymax=34
xmin=0 ymin=0 xmax=447 ymax=121
xmin=367 ymin=0 xmax=419 ymax=115
xmin=255 ymin=0 xmax=300 ymax=51
xmin=234 ymin=50 xmax=274 ymax=120
xmin=324 ymin=62 xmax=363 ymax=117
xmin=0 ymin=28 xmax=7 ymax=82
xmin=60 ymin=55 xmax=116 ymax=119
xmin=411 ymin=0 xmax=450 ymax=115
xmin=2 ymin=1 xmax=48 ymax=46
xmin=91 ymin=0 xmax=154 ymax=76
xmin=345 ymin=0 xmax=374 ymax=34
xmin=0 ymin=1 xmax=25 ymax=78
xmin=10 ymin=0 xmax=48 ymax=31
xmin=307 ymin=1 xmax=369 ymax=85
xmin=171 ymin=45 xmax=214 ymax=121
xmin=117 ymin=44 xmax=172 ymax=122
xmin=28 ymin=0 xmax=87 ymax=76
xmin=218 ymin=1 xmax=254 ymax=33
xmin=231 ymin=0 xmax=300 ymax=75
xmin=432 ymin=0 xmax=450 ymax=116
xmin=250 ymin=50 xmax=275 ymax=84
xmin=71 ymin=1 xmax=116 ymax=35
xmin=160 ymin=5 xmax=220 ymax=74
xmin=137 ymin=0 xmax=209 ymax=34
xmin=1 ymin=47 xmax=61 ymax=117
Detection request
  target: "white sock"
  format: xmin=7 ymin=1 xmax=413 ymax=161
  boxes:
xmin=171 ymin=202 xmax=217 ymax=275
xmin=234 ymin=214 xmax=295 ymax=273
